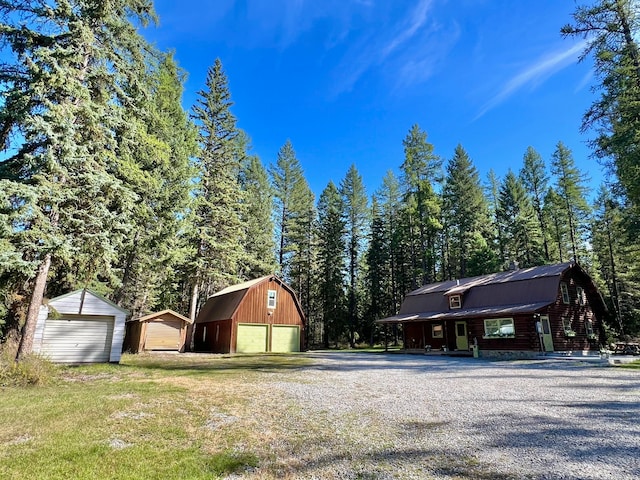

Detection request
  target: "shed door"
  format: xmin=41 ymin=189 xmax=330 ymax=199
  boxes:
xmin=145 ymin=320 xmax=181 ymax=350
xmin=272 ymin=325 xmax=300 ymax=353
xmin=236 ymin=324 xmax=268 ymax=353
xmin=41 ymin=316 xmax=114 ymax=363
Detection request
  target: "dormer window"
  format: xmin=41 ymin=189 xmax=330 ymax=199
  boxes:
xmin=449 ymin=294 xmax=462 ymax=309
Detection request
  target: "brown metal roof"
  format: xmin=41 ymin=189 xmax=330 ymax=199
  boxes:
xmin=377 ymin=262 xmax=578 ymax=324
xmin=195 ymin=275 xmax=306 ymax=324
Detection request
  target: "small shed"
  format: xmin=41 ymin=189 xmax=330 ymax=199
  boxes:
xmin=193 ymin=275 xmax=305 ymax=354
xmin=124 ymin=310 xmax=192 ymax=353
xmin=32 ymin=289 xmax=128 ymax=363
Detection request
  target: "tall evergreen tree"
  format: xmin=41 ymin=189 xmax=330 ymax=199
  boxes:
xmin=562 ymin=1 xmax=640 ymax=208
xmin=543 ymin=188 xmax=571 ymax=263
xmin=237 ymin=134 xmax=277 ymax=279
xmin=270 ymin=140 xmax=307 ymax=279
xmin=520 ymin=146 xmax=551 ymax=261
xmin=485 ymin=169 xmax=505 ymax=264
xmin=188 ymin=58 xmax=245 ymax=320
xmin=340 ymin=164 xmax=369 ymax=347
xmin=316 ymin=182 xmax=347 ymax=348
xmin=550 ymin=142 xmax=591 ymax=263
xmin=0 ymin=0 xmax=157 ymax=359
xmin=287 ymin=180 xmax=316 ymax=323
xmin=112 ymin=52 xmax=196 ymax=318
xmin=400 ymin=125 xmax=442 ymax=286
xmin=497 ymin=170 xmax=545 ymax=267
xmin=442 ymin=145 xmax=494 ymax=278
xmin=377 ymin=171 xmax=406 ymax=311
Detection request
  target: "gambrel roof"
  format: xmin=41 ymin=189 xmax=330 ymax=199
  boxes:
xmin=377 ymin=262 xmax=604 ymax=324
xmin=195 ymin=275 xmax=306 ymax=324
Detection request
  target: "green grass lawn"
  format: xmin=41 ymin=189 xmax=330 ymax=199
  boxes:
xmin=0 ymin=354 xmax=310 ymax=480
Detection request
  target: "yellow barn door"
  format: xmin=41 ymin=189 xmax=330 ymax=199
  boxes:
xmin=236 ymin=324 xmax=268 ymax=353
xmin=272 ymin=325 xmax=300 ymax=353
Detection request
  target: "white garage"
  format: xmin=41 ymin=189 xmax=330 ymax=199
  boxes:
xmin=33 ymin=289 xmax=128 ymax=363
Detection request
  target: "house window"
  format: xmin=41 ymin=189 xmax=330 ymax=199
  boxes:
xmin=449 ymin=295 xmax=462 ymax=309
xmin=483 ymin=318 xmax=514 ymax=338
xmin=560 ymin=282 xmax=570 ymax=304
xmin=562 ymin=318 xmax=574 ymax=335
xmin=585 ymin=318 xmax=594 ymax=336
xmin=432 ymin=324 xmax=443 ymax=338
xmin=267 ymin=290 xmax=277 ymax=309
xmin=577 ymin=286 xmax=586 ymax=305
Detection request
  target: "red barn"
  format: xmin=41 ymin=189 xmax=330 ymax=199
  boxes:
xmin=193 ymin=275 xmax=305 ymax=354
xmin=377 ymin=262 xmax=607 ymax=358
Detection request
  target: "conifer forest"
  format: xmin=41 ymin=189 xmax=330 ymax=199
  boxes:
xmin=1 ymin=0 xmax=640 ymax=355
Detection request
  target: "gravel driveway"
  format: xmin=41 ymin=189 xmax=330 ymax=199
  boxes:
xmin=255 ymin=352 xmax=640 ymax=480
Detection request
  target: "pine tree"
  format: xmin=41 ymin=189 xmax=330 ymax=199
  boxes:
xmin=340 ymin=164 xmax=369 ymax=347
xmin=442 ymin=145 xmax=494 ymax=278
xmin=238 ymin=134 xmax=277 ymax=278
xmin=485 ymin=169 xmax=505 ymax=265
xmin=543 ymin=188 xmax=571 ymax=263
xmin=365 ymin=196 xmax=391 ymax=344
xmin=497 ymin=171 xmax=545 ymax=267
xmin=562 ymin=1 xmax=640 ymax=208
xmin=0 ymin=0 xmax=157 ymax=359
xmin=188 ymin=58 xmax=245 ymax=320
xmin=400 ymin=125 xmax=442 ymax=285
xmin=270 ymin=140 xmax=306 ymax=278
xmin=550 ymin=142 xmax=591 ymax=263
xmin=112 ymin=52 xmax=196 ymax=317
xmin=520 ymin=146 xmax=551 ymax=261
xmin=316 ymin=182 xmax=347 ymax=348
xmin=377 ymin=171 xmax=406 ymax=311
xmin=288 ymin=180 xmax=316 ymax=323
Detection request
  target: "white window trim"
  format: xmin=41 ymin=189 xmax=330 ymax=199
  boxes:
xmin=267 ymin=289 xmax=277 ymax=309
xmin=432 ymin=324 xmax=444 ymax=338
xmin=449 ymin=295 xmax=462 ymax=309
xmin=560 ymin=282 xmax=570 ymax=304
xmin=483 ymin=318 xmax=515 ymax=339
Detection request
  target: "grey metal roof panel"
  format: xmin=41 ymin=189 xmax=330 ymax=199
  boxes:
xmin=405 ymin=301 xmax=553 ymax=321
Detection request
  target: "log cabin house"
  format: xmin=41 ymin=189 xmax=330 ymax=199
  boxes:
xmin=376 ymin=262 xmax=606 ymax=358
xmin=193 ymin=275 xmax=305 ymax=354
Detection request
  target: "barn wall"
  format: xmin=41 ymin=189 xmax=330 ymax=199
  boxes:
xmin=194 ymin=320 xmax=232 ymax=353
xmin=231 ymin=279 xmax=304 ymax=353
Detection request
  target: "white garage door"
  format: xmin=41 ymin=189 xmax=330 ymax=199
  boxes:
xmin=236 ymin=324 xmax=268 ymax=353
xmin=271 ymin=325 xmax=300 ymax=353
xmin=145 ymin=320 xmax=181 ymax=350
xmin=41 ymin=316 xmax=114 ymax=363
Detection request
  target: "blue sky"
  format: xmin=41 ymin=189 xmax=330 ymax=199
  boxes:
xmin=147 ymin=0 xmax=602 ymax=199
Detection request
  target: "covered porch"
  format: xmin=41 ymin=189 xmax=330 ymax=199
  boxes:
xmin=379 ymin=315 xmax=474 ymax=356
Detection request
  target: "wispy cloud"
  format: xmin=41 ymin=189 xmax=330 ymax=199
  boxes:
xmin=475 ymin=40 xmax=588 ymax=119
xmin=331 ymin=0 xmax=440 ymax=96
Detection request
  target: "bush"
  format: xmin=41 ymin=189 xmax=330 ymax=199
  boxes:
xmin=0 ymin=338 xmax=58 ymax=387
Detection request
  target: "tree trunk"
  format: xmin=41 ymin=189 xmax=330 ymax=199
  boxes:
xmin=16 ymin=253 xmax=52 ymax=361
